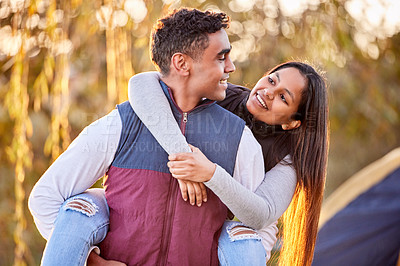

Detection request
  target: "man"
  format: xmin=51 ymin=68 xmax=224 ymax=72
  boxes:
xmin=29 ymin=8 xmax=273 ymax=265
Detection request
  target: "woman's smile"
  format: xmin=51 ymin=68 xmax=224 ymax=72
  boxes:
xmin=255 ymin=91 xmax=269 ymax=110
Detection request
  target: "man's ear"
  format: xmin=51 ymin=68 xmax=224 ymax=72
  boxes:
xmin=171 ymin=53 xmax=190 ymax=76
xmin=282 ymin=120 xmax=301 ymax=130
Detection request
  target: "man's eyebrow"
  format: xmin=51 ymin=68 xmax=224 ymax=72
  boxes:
xmin=217 ymin=46 xmax=232 ymax=55
xmin=276 ymin=72 xmax=295 ymax=102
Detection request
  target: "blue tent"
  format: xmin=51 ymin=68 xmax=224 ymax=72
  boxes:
xmin=313 ymin=148 xmax=400 ymax=266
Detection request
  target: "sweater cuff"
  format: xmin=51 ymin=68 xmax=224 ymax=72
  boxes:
xmin=204 ymin=164 xmax=227 ymax=192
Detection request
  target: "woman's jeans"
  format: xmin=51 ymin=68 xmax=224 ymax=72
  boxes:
xmin=41 ymin=189 xmax=266 ymax=266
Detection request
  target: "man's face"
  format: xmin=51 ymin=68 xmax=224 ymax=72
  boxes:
xmin=188 ymin=29 xmax=235 ymax=101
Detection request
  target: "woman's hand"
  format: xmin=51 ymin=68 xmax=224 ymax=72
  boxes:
xmin=168 ymin=144 xmax=216 ymax=183
xmin=177 ymin=179 xmax=207 ymax=207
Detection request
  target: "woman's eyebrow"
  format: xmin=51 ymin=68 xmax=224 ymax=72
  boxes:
xmin=276 ymin=72 xmax=294 ymax=102
xmin=285 ymin=88 xmax=295 ymax=102
xmin=275 ymin=72 xmax=281 ymax=82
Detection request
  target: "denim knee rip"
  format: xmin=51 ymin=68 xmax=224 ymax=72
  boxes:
xmin=226 ymin=222 xmax=261 ymax=242
xmin=64 ymin=197 xmax=99 ymax=217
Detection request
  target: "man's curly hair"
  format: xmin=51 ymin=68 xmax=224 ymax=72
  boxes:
xmin=151 ymin=8 xmax=230 ymax=75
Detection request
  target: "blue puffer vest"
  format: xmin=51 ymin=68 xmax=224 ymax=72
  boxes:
xmin=99 ymin=81 xmax=245 ymax=265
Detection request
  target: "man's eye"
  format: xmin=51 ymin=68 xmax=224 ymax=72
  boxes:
xmin=218 ymin=57 xmax=225 ymax=61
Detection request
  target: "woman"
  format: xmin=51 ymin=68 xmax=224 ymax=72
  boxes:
xmin=129 ymin=61 xmax=329 ymax=265
xmin=33 ymin=61 xmax=328 ymax=265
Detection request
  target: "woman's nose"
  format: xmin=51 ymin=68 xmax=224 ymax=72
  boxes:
xmin=264 ymin=88 xmax=274 ymax=100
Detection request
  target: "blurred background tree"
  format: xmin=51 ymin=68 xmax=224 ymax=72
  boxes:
xmin=0 ymin=0 xmax=399 ymax=264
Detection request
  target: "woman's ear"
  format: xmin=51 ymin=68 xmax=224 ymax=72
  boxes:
xmin=171 ymin=53 xmax=190 ymax=76
xmin=282 ymin=120 xmax=301 ymax=130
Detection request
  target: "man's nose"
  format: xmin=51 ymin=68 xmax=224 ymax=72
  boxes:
xmin=225 ymin=56 xmax=235 ymax=73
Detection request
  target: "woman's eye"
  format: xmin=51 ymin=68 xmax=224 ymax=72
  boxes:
xmin=280 ymin=94 xmax=287 ymax=103
xmin=218 ymin=57 xmax=225 ymax=61
xmin=268 ymin=77 xmax=275 ymax=85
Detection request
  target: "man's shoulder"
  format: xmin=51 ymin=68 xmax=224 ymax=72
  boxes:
xmin=116 ymin=101 xmax=139 ymax=116
xmin=116 ymin=100 xmax=131 ymax=111
xmin=115 ymin=101 xmax=141 ymax=126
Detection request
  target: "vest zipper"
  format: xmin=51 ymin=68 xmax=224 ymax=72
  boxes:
xmin=158 ymin=112 xmax=187 ymax=265
xmin=181 ymin=112 xmax=188 ymax=134
xmin=166 ymin=87 xmax=212 ymax=136
xmin=159 ymin=88 xmax=214 ymax=264
xmin=158 ymin=177 xmax=178 ymax=265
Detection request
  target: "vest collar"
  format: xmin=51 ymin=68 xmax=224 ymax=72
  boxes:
xmin=160 ymin=80 xmax=216 ymax=116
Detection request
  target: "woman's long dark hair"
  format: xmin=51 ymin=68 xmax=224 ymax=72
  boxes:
xmin=264 ymin=62 xmax=329 ymax=266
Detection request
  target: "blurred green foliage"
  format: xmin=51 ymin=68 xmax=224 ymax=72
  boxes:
xmin=0 ymin=0 xmax=399 ymax=264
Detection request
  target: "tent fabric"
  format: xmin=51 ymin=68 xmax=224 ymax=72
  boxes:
xmin=313 ymin=149 xmax=400 ymax=266
xmin=319 ymin=147 xmax=400 ymax=228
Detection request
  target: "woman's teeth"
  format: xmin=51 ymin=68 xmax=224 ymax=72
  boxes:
xmin=256 ymin=94 xmax=268 ymax=109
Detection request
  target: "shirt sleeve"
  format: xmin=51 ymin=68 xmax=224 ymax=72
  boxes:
xmin=259 ymin=221 xmax=279 ymax=261
xmin=28 ymin=109 xmax=122 ymax=240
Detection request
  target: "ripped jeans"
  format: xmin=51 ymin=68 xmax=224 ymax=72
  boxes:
xmin=41 ymin=189 xmax=266 ymax=266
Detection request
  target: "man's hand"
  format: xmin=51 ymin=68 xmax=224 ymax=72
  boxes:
xmin=177 ymin=179 xmax=207 ymax=207
xmin=169 ymin=145 xmax=216 ymax=207
xmin=87 ymin=250 xmax=127 ymax=266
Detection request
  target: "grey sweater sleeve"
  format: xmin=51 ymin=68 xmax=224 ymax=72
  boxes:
xmin=205 ymin=158 xmax=296 ymax=229
xmin=128 ymin=72 xmax=297 ymax=229
xmin=128 ymin=72 xmax=191 ymax=154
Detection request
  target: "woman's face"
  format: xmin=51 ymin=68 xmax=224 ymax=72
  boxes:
xmin=246 ymin=67 xmax=306 ymax=127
